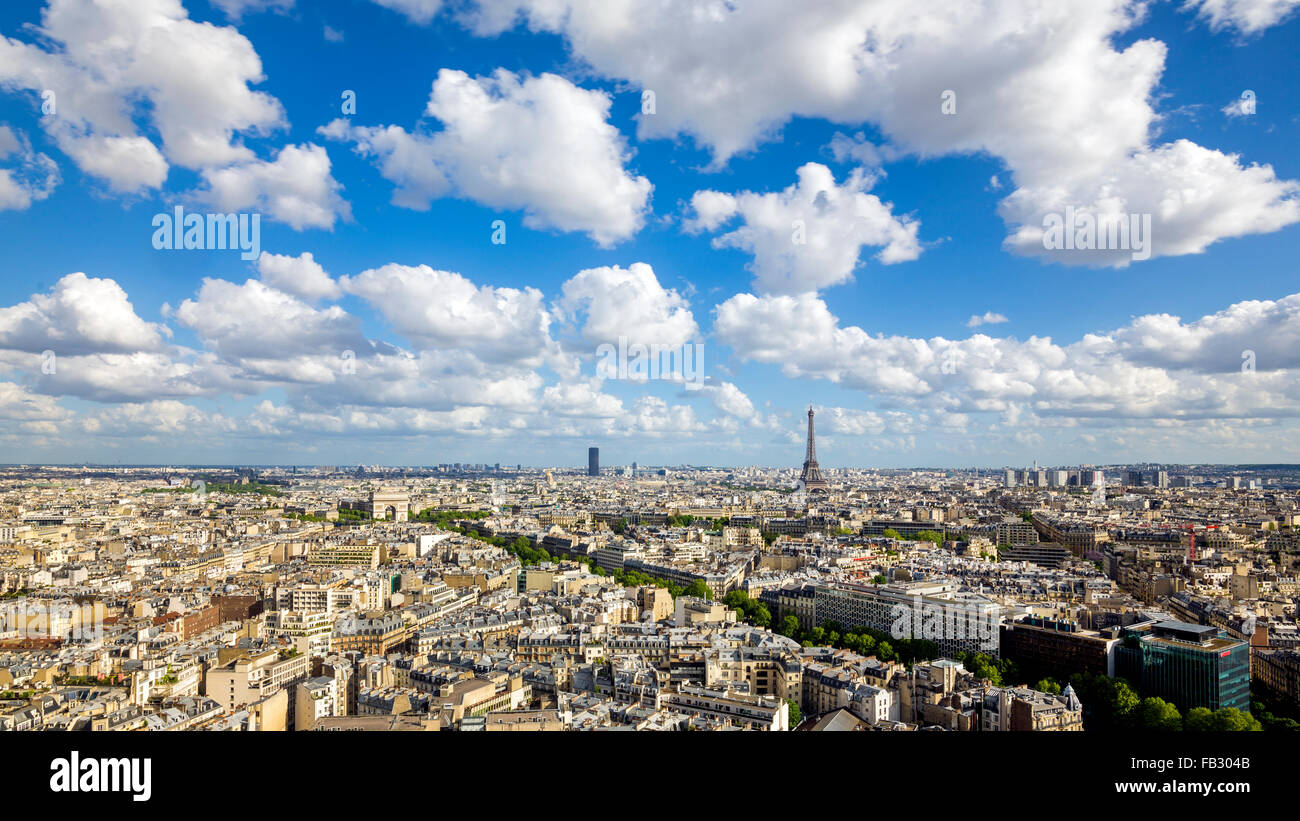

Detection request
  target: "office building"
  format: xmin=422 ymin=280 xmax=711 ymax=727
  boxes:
xmin=812 ymin=581 xmax=1001 ymax=658
xmin=998 ymin=542 xmax=1071 ymax=568
xmin=1115 ymin=621 xmax=1250 ymax=713
xmin=1000 ymin=617 xmax=1120 ymax=679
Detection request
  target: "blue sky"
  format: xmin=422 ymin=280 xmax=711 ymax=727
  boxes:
xmin=2 ymin=0 xmax=1300 ymax=468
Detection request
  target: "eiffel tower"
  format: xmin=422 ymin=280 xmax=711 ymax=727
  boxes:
xmin=799 ymin=405 xmax=828 ymax=492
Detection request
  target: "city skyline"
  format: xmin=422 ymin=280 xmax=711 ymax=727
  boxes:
xmin=4 ymin=0 xmax=1299 ymax=787
xmin=2 ymin=1 xmax=1300 ymax=465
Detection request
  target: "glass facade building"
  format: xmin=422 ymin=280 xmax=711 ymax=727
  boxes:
xmin=1115 ymin=620 xmax=1250 ymax=713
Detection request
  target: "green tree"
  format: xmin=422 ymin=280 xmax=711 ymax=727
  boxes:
xmin=684 ymin=580 xmax=713 ymax=600
xmin=1034 ymin=678 xmax=1062 ymax=695
xmin=785 ymin=698 xmax=801 ymax=728
xmin=724 ymin=590 xmax=750 ymax=610
xmin=1251 ymin=696 xmax=1300 ymax=731
xmin=1184 ymin=707 xmax=1215 ymax=732
xmin=871 ymin=574 xmax=887 ymax=585
xmin=1137 ymin=697 xmax=1183 ymax=731
xmin=1113 ymin=679 xmax=1140 ymax=719
xmin=1209 ymin=708 xmax=1262 ymax=732
xmin=779 ymin=614 xmax=801 ymax=638
xmin=882 ymin=528 xmax=902 ymax=540
xmin=752 ymin=604 xmax=772 ymax=628
xmin=966 ymin=653 xmax=1002 ymax=685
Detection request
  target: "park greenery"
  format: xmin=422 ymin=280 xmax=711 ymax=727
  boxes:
xmin=412 ymin=508 xmax=491 ymax=527
xmin=880 ymin=527 xmax=945 ymax=543
xmin=415 ymin=511 xmax=712 ymax=601
xmin=143 ymin=481 xmax=284 ymax=496
xmin=665 ymin=514 xmax=732 ymax=529
xmin=208 ymin=482 xmax=285 ymax=496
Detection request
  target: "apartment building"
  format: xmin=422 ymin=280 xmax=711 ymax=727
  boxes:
xmin=661 ymin=683 xmax=789 ymax=730
xmin=980 ymin=685 xmax=1084 ymax=731
xmin=206 ymin=649 xmax=311 ymax=718
xmin=294 ymin=675 xmax=341 ymax=731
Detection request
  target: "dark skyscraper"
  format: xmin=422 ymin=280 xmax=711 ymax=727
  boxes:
xmin=588 ymin=447 xmax=599 ymax=476
xmin=800 ymin=406 xmax=828 ymax=491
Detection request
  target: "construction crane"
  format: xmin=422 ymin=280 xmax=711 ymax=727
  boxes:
xmin=1180 ymin=524 xmax=1219 ymax=565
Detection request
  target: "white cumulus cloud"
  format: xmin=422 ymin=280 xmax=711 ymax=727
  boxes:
xmin=558 ymin=262 xmax=698 ymax=349
xmin=321 ymin=68 xmax=651 ymax=246
xmin=686 ymin=163 xmax=919 ymax=294
xmin=968 ymin=312 xmax=1009 ymax=328
xmin=256 ymin=252 xmax=342 ymax=302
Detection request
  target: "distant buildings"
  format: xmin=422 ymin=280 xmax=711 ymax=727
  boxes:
xmin=1 ymin=458 xmax=1296 ymax=735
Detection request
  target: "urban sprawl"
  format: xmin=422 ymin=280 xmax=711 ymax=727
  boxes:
xmin=3 ymin=427 xmax=1299 ymax=733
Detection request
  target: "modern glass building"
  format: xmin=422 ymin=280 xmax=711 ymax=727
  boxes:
xmin=1115 ymin=620 xmax=1250 ymax=713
